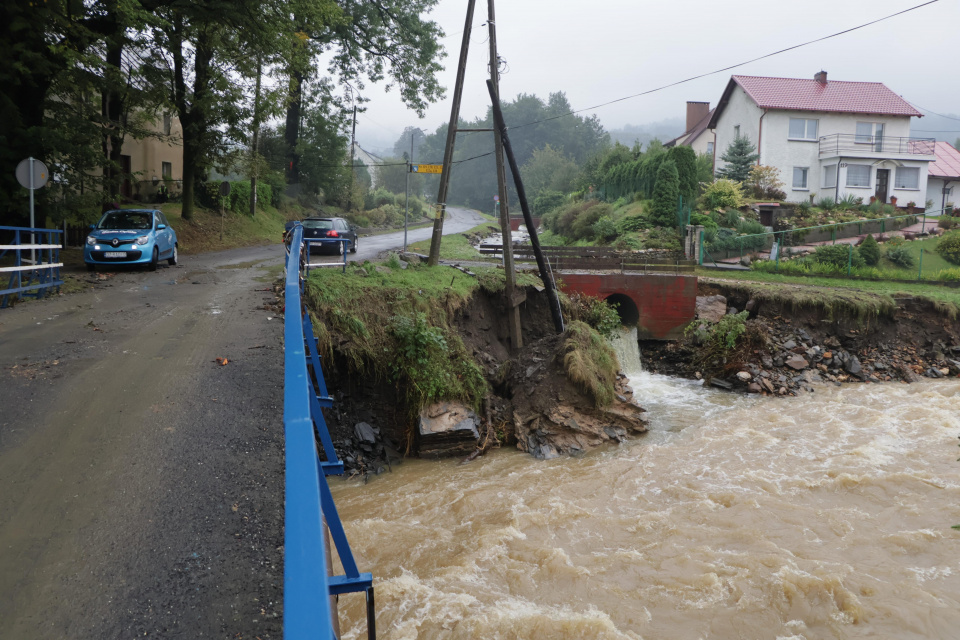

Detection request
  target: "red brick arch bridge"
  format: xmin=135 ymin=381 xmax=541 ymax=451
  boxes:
xmin=558 ymin=272 xmax=697 ymax=340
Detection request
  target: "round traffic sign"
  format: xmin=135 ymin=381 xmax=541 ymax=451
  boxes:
xmin=219 ymin=180 xmax=231 ymax=196
xmin=15 ymin=158 xmax=49 ymax=190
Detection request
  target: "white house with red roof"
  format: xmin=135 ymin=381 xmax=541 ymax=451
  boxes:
xmin=926 ymin=141 xmax=960 ymax=214
xmin=707 ymin=71 xmax=935 ymax=208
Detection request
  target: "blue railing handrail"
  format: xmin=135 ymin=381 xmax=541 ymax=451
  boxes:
xmin=283 ymin=222 xmax=335 ymax=636
xmin=1 ymin=226 xmax=64 ymax=308
xmin=283 ymin=223 xmax=374 ymax=639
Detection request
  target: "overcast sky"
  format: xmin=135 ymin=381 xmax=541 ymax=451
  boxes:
xmin=351 ymin=0 xmax=960 ymax=152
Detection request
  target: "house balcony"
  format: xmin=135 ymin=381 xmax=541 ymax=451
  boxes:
xmin=819 ymin=134 xmax=936 ymax=161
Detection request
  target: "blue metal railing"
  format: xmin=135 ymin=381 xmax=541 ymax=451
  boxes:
xmin=1 ymin=226 xmax=64 ymax=308
xmin=283 ymin=223 xmax=374 ymax=639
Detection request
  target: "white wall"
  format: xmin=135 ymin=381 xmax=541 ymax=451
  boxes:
xmin=713 ymin=86 xmax=762 ymax=177
xmin=927 ymin=177 xmax=957 ymax=214
xmin=689 ymin=130 xmax=715 ymax=157
xmin=759 ymin=110 xmax=916 ymax=202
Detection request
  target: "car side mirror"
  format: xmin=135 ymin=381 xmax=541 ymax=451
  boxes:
xmin=89 ymin=224 xmax=95 ymax=229
xmin=157 ymin=224 xmax=167 ymax=230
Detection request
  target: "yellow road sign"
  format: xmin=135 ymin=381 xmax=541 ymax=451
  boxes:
xmin=410 ymin=164 xmax=442 ymax=174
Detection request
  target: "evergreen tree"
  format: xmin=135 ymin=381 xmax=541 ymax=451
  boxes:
xmin=860 ymin=233 xmax=880 ymax=266
xmin=667 ymin=146 xmax=698 ymax=205
xmin=716 ymin=136 xmax=759 ymax=182
xmin=651 ymin=159 xmax=680 ymax=227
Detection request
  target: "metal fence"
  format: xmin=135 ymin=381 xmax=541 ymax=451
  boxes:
xmin=699 ymin=210 xmax=960 ymax=283
xmin=1 ymin=226 xmax=64 ymax=308
xmin=283 ymin=223 xmax=374 ymax=639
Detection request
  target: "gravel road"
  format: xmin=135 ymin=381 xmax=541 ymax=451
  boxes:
xmin=0 ymin=207 xmax=483 ymax=639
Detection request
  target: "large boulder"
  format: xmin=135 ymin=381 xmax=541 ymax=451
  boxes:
xmin=696 ymin=295 xmax=728 ymax=323
xmin=418 ymin=402 xmax=481 ymax=458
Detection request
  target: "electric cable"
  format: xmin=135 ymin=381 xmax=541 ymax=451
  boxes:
xmin=507 ymin=0 xmax=942 ymax=131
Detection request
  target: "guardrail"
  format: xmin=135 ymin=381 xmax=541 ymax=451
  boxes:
xmin=283 ymin=223 xmax=374 ymax=639
xmin=1 ymin=226 xmax=64 ymax=308
xmin=478 ymin=246 xmax=695 ymax=274
xmin=818 ymin=134 xmax=935 ymax=157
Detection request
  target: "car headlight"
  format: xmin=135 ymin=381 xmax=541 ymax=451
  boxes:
xmin=136 ymin=235 xmax=149 ymax=245
xmin=86 ymin=236 xmax=96 ymax=246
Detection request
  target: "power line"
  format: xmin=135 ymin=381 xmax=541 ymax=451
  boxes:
xmin=907 ymin=102 xmax=960 ymax=122
xmin=509 ymin=0 xmax=942 ymax=131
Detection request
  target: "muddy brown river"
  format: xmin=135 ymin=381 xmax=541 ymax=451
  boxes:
xmin=331 ymin=330 xmax=960 ymax=639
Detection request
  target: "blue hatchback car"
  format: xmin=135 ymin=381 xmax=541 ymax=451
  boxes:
xmin=84 ymin=209 xmax=178 ymax=271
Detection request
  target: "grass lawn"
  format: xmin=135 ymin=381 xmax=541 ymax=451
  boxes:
xmin=405 ymin=220 xmax=502 ymax=262
xmin=700 ymin=267 xmax=960 ymax=310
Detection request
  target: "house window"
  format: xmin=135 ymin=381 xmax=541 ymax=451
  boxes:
xmin=856 ymin=122 xmax=884 ymax=143
xmin=846 ymin=164 xmax=871 ymax=187
xmin=162 ymin=162 xmax=172 ymax=179
xmin=823 ymin=165 xmax=837 ymax=188
xmin=733 ymin=125 xmax=740 ymax=138
xmin=789 ymin=118 xmax=818 ymax=141
xmin=706 ymin=141 xmax=714 ymax=155
xmin=894 ymin=167 xmax=919 ymax=189
xmin=793 ymin=167 xmax=809 ymax=190
xmin=163 ymin=114 xmax=172 ymax=135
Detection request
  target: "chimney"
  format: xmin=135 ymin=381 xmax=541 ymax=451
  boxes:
xmin=685 ymin=101 xmax=710 ymax=132
xmin=814 ymin=70 xmax=828 ymax=85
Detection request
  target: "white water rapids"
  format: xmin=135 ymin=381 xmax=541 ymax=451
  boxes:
xmin=332 ymin=327 xmax=960 ymax=639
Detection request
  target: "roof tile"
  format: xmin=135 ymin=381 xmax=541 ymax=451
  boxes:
xmin=732 ymin=75 xmax=921 ymax=117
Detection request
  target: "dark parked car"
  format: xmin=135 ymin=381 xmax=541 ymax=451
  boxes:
xmin=301 ymin=217 xmax=358 ymax=255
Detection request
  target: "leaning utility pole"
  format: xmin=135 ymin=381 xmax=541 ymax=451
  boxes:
xmin=487 ymin=0 xmax=523 ymax=349
xmin=487 ymin=79 xmax=564 ymax=333
xmin=426 ymin=0 xmax=477 ymax=266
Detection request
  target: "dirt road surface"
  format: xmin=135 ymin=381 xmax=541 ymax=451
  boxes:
xmin=0 ymin=207 xmax=484 ymax=639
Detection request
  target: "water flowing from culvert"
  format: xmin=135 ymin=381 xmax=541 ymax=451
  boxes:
xmin=331 ymin=370 xmax=960 ymax=639
xmin=608 ymin=325 xmax=643 ymax=376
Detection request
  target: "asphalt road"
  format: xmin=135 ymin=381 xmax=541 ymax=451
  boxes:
xmin=0 ymin=207 xmax=484 ymax=639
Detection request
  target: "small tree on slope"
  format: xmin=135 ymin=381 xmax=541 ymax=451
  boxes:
xmin=651 ymin=159 xmax=680 ymax=227
xmin=716 ymin=136 xmax=759 ymax=182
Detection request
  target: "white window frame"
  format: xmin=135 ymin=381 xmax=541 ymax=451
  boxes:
xmin=894 ymin=167 xmax=920 ymax=190
xmin=822 ymin=165 xmax=837 ymax=188
xmin=734 ymin=125 xmax=740 ymax=139
xmin=792 ymin=167 xmax=809 ymax=190
xmin=846 ymin=164 xmax=872 ymax=188
xmin=706 ymin=141 xmax=714 ymax=155
xmin=855 ymin=122 xmax=884 ymax=144
xmin=788 ymin=118 xmax=819 ymax=141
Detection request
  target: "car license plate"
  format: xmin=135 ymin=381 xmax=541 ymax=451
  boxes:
xmin=104 ymin=251 xmax=126 ymax=258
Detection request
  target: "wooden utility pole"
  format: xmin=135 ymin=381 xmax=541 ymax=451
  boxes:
xmin=487 ymin=79 xmax=564 ymax=333
xmin=427 ymin=0 xmax=477 ymax=266
xmin=487 ymin=0 xmax=523 ymax=349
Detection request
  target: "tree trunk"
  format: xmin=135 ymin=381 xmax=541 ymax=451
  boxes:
xmin=174 ymin=26 xmax=213 ymax=222
xmin=102 ymin=29 xmax=125 ymax=205
xmin=249 ymin=56 xmax=262 ymax=216
xmin=284 ymin=69 xmax=303 ymax=186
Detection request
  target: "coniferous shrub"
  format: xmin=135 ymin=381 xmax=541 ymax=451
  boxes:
xmin=667 ymin=146 xmax=699 ymax=204
xmin=886 ymin=245 xmax=915 ymax=268
xmin=813 ymin=243 xmax=864 ymax=269
xmin=715 ymin=137 xmax=758 ymax=181
xmin=859 ymin=233 xmax=880 ymax=265
xmin=937 ymin=231 xmax=960 ymax=265
xmin=650 ymin=159 xmax=680 ymax=227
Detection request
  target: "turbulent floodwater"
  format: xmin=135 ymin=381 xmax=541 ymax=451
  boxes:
xmin=332 ymin=328 xmax=960 ymax=639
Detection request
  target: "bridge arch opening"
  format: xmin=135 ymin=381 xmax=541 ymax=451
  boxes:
xmin=605 ymin=293 xmax=639 ymax=326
